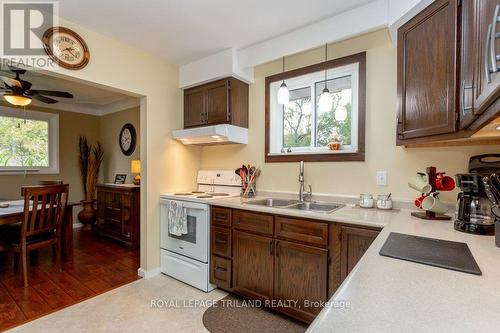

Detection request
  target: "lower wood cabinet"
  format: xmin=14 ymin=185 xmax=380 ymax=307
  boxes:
xmin=328 ymin=224 xmax=379 ymax=296
xmin=210 ymin=255 xmax=231 ymax=290
xmin=232 ymin=230 xmax=274 ymax=301
xmin=274 ymin=240 xmax=328 ymax=322
xmin=210 ymin=206 xmax=381 ymax=324
xmin=339 ymin=225 xmax=380 ymax=281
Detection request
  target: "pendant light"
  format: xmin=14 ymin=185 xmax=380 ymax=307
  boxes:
xmin=318 ymin=44 xmax=334 ymax=114
xmin=277 ymin=56 xmax=290 ymax=105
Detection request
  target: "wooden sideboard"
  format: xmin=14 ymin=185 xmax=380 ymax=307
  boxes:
xmin=95 ymin=184 xmax=140 ymax=248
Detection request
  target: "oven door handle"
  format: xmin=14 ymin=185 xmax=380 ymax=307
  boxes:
xmin=160 ymin=198 xmax=208 ymax=211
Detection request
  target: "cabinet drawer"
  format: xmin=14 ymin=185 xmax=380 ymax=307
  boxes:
xmin=211 ymin=226 xmax=231 ymax=258
xmin=233 ymin=210 xmax=274 ymax=236
xmin=275 ymin=216 xmax=328 ymax=248
xmin=210 ymin=255 xmax=231 ymax=290
xmin=211 ymin=206 xmax=232 ymax=227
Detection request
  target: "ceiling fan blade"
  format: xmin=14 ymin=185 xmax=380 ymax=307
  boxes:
xmin=0 ymin=76 xmax=22 ymax=88
xmin=30 ymin=89 xmax=73 ymax=98
xmin=19 ymin=79 xmax=32 ymax=90
xmin=32 ymin=93 xmax=58 ymax=104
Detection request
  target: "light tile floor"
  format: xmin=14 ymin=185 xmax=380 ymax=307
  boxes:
xmin=8 ymin=275 xmax=228 ymax=333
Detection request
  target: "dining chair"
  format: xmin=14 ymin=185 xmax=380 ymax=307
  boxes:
xmin=0 ymin=184 xmax=69 ymax=287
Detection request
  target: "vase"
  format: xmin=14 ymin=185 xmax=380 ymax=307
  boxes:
xmin=78 ymin=200 xmax=97 ymax=230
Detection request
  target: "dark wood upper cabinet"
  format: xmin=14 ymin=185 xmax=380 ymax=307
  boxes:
xmin=397 ymin=0 xmax=500 ymax=146
xmin=472 ymin=0 xmax=500 ymax=115
xmin=232 ymin=230 xmax=274 ymax=301
xmin=184 ymin=86 xmax=205 ymax=128
xmin=274 ymin=240 xmax=328 ymax=322
xmin=460 ymin=0 xmax=478 ymax=129
xmin=397 ymin=0 xmax=458 ymax=141
xmin=205 ymin=80 xmax=229 ymax=124
xmin=183 ymin=77 xmax=249 ymax=128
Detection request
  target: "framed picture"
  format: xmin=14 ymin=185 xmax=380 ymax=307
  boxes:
xmin=114 ymin=174 xmax=127 ymax=184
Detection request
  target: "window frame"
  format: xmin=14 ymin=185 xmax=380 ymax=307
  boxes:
xmin=265 ymin=52 xmax=366 ymax=163
xmin=0 ymin=107 xmax=59 ymax=174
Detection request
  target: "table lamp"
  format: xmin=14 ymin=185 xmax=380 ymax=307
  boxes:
xmin=131 ymin=160 xmax=141 ymax=185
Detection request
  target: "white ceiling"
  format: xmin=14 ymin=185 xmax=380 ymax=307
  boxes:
xmin=0 ymin=69 xmax=139 ymax=116
xmin=58 ymin=0 xmax=374 ymax=65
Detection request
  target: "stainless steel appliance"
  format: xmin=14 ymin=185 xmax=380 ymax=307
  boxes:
xmin=455 ymin=155 xmax=500 ymax=235
xmin=160 ymin=170 xmax=241 ymax=292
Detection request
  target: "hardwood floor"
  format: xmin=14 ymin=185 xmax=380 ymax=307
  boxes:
xmin=0 ymin=228 xmax=140 ymax=331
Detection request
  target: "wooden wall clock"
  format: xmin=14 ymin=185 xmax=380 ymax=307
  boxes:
xmin=119 ymin=123 xmax=137 ymax=156
xmin=43 ymin=27 xmax=90 ymax=70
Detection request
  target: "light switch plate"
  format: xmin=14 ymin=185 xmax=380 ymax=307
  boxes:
xmin=376 ymin=171 xmax=387 ymax=186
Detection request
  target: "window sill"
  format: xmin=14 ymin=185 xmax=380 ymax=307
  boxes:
xmin=269 ymin=149 xmax=357 ymax=156
xmin=265 ymin=151 xmax=365 ymax=163
xmin=0 ymin=169 xmax=60 ymax=175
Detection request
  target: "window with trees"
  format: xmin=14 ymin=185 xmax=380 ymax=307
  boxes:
xmin=0 ymin=108 xmax=59 ymax=173
xmin=266 ymin=52 xmax=365 ymax=162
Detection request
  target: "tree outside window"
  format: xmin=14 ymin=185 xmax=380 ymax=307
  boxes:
xmin=0 ymin=116 xmax=49 ymax=167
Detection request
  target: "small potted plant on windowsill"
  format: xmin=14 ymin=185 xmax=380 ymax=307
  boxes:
xmin=77 ymin=136 xmax=104 ymax=230
xmin=327 ymin=135 xmax=341 ymax=151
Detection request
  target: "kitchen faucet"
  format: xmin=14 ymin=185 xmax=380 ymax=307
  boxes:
xmin=298 ymin=160 xmax=312 ymax=202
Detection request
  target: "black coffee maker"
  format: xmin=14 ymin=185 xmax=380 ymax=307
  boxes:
xmin=455 ymin=154 xmax=500 ymax=236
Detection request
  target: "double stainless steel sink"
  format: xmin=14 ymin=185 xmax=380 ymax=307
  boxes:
xmin=246 ymin=198 xmax=344 ymax=214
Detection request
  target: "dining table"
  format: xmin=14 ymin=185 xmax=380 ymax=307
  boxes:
xmin=0 ymin=200 xmax=80 ymax=262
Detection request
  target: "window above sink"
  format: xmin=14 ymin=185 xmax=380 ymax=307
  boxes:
xmin=265 ymin=52 xmax=366 ymax=163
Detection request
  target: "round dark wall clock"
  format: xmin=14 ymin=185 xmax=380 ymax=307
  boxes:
xmin=42 ymin=27 xmax=90 ymax=70
xmin=119 ymin=123 xmax=137 ymax=156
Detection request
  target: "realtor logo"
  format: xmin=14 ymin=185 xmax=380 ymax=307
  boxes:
xmin=1 ymin=1 xmax=58 ymax=57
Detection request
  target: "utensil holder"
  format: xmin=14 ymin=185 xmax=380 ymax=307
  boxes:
xmin=242 ymin=182 xmax=256 ymax=198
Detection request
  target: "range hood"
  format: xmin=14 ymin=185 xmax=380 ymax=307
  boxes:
xmin=172 ymin=124 xmax=248 ymax=146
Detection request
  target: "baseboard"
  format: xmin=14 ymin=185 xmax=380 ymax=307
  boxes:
xmin=137 ymin=267 xmax=161 ymax=279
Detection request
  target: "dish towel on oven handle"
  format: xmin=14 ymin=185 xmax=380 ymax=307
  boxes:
xmin=168 ymin=201 xmax=188 ymax=236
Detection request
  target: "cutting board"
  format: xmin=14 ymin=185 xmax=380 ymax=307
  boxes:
xmin=379 ymin=232 xmax=482 ymax=275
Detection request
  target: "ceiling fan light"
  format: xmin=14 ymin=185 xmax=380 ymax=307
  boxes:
xmin=277 ymin=81 xmax=290 ymax=105
xmin=4 ymin=94 xmax=32 ymax=106
xmin=318 ymin=87 xmax=333 ymax=113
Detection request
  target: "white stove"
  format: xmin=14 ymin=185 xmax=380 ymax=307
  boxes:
xmin=159 ymin=170 xmax=241 ymax=292
xmin=161 ymin=170 xmax=242 ymax=203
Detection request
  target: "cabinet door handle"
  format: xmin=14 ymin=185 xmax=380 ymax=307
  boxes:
xmin=215 ymin=266 xmax=227 ymax=272
xmin=461 ymin=80 xmax=473 ymax=115
xmin=486 ymin=24 xmax=493 ymax=84
xmin=215 ymin=238 xmax=227 ymax=244
xmin=215 ymin=213 xmax=227 ymax=220
xmin=490 ymin=5 xmax=500 ymax=73
xmin=275 ymin=241 xmax=279 ymax=257
xmin=269 ymin=240 xmax=274 ymax=256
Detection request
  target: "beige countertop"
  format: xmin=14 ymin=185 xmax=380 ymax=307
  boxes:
xmin=210 ymin=196 xmax=500 ymax=333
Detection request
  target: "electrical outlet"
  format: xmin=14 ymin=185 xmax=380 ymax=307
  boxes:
xmin=376 ymin=171 xmax=387 ymax=186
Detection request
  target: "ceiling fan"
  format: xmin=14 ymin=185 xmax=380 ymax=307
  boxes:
xmin=0 ymin=67 xmax=73 ymax=107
